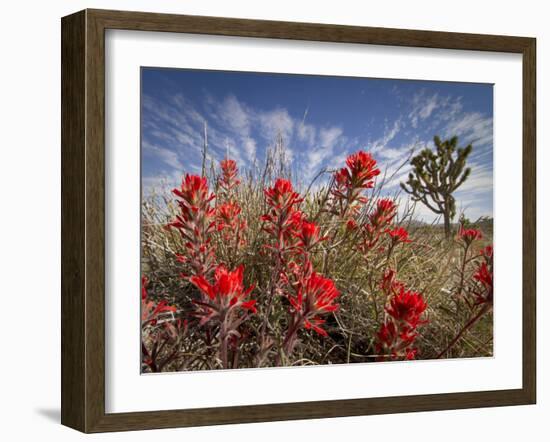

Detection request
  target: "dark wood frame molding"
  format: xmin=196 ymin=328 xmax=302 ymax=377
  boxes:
xmin=61 ymin=8 xmax=536 ymax=433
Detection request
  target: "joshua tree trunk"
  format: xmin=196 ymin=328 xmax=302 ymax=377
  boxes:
xmin=443 ymin=212 xmax=451 ymax=239
xmin=443 ymin=198 xmax=452 ymax=239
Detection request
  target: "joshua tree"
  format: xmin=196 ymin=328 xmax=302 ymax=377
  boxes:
xmin=401 ymin=135 xmax=472 ymax=238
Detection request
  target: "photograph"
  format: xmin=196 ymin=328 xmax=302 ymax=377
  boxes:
xmin=140 ymin=67 xmax=494 ymax=373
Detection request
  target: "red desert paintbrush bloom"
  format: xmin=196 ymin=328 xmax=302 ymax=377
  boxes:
xmin=370 ymin=198 xmax=397 ymax=228
xmin=189 ymin=264 xmax=257 ymax=322
xmin=264 ymin=178 xmax=303 ymax=211
xmin=358 ymin=198 xmax=398 ymax=253
xmin=386 ymin=287 xmax=427 ymax=328
xmin=189 ymin=264 xmax=256 ymax=369
xmin=261 ymin=178 xmax=304 ymax=250
xmin=296 ymin=220 xmax=326 ymax=251
xmin=288 ymin=270 xmax=340 ymax=338
xmin=331 ymin=151 xmax=380 ymax=219
xmin=336 ymin=151 xmax=380 ymax=191
xmin=458 ymin=227 xmax=483 ymax=245
xmin=387 ymin=226 xmax=412 ymax=245
xmin=376 ymin=286 xmax=428 ymax=361
xmin=473 ymin=245 xmax=493 ymax=305
xmin=218 ymin=159 xmax=241 ymax=196
xmin=217 ymin=201 xmax=242 ymax=229
xmin=216 ymin=201 xmax=247 ymax=246
xmin=166 ymin=174 xmax=217 ymax=278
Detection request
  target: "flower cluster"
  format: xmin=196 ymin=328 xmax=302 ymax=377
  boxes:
xmin=216 ymin=160 xmax=247 ymax=250
xmin=387 ymin=226 xmax=412 ymax=245
xmin=330 ymin=151 xmax=380 ymax=221
xmin=189 ymin=264 xmax=257 ymax=369
xmin=218 ymin=159 xmax=241 ymax=197
xmin=143 ymin=147 xmax=440 ymax=371
xmin=260 ymin=178 xmax=338 ymax=356
xmin=289 ymin=270 xmax=340 ymax=335
xmin=166 ymin=174 xmax=217 ymax=278
xmin=472 ymin=245 xmax=493 ymax=306
xmin=456 ymin=227 xmax=493 ymax=308
xmin=296 ymin=221 xmax=327 ymax=251
xmin=280 ymin=262 xmax=340 ymax=355
xmin=458 ymin=226 xmax=483 ymax=245
xmin=358 ymin=198 xmax=398 ymax=254
xmin=261 ymin=178 xmax=305 ymax=256
xmin=376 ymin=284 xmax=428 ymax=361
xmin=216 ymin=201 xmax=247 ymax=246
xmin=190 ymin=264 xmax=257 ymax=323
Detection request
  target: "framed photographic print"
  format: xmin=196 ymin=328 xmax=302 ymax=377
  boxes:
xmin=61 ymin=9 xmax=536 ymax=433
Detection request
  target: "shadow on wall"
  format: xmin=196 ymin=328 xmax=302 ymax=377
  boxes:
xmin=35 ymin=408 xmax=60 ymax=423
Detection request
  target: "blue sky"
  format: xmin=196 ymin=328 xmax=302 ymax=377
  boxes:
xmin=141 ymin=68 xmax=493 ymax=223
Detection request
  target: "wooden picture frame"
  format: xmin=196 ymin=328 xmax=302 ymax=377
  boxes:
xmin=61 ymin=8 xmax=536 ymax=433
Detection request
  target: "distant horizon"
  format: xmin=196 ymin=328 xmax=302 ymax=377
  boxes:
xmin=141 ymin=68 xmax=493 ymax=223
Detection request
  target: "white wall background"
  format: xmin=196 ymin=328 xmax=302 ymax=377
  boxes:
xmin=0 ymin=0 xmax=546 ymax=440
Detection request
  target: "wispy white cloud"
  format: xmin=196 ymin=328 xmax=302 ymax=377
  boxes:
xmin=298 ymin=122 xmax=316 ymax=147
xmin=372 ymin=119 xmax=402 ymax=153
xmin=142 ymin=140 xmax=184 ymax=170
xmin=443 ymin=112 xmax=493 ymax=148
xmin=409 ymin=92 xmax=440 ymax=128
xmin=218 ymin=94 xmax=252 ymax=137
xmin=142 ymin=169 xmax=186 ymax=198
xmin=306 ymin=126 xmax=344 ymax=173
xmin=259 ymin=108 xmax=294 ymax=142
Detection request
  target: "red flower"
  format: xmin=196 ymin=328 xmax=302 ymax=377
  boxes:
xmin=458 ymin=227 xmax=482 ymax=244
xmin=217 ymin=201 xmax=241 ymax=223
xmin=304 ymin=318 xmax=328 ymax=337
xmin=481 ymin=245 xmax=493 ymax=259
xmin=357 ymin=198 xmax=398 ymax=253
xmin=387 ymin=226 xmax=411 ymax=244
xmin=346 ymin=219 xmax=358 ymax=231
xmin=216 ymin=202 xmax=246 ymax=235
xmin=375 ymin=285 xmax=427 ymax=361
xmin=189 ymin=264 xmax=256 ymax=324
xmin=370 ymin=198 xmax=397 ymax=227
xmin=376 ymin=321 xmax=397 ymax=347
xmin=334 ymin=151 xmax=380 ymax=191
xmin=474 ymin=262 xmax=492 ymax=289
xmin=172 ymin=174 xmax=215 ymax=211
xmin=405 ymin=348 xmax=418 ymax=360
xmin=473 ymin=260 xmax=493 ymax=305
xmin=218 ymin=159 xmax=241 ymax=196
xmin=345 ymin=151 xmax=380 ymax=188
xmin=386 ymin=287 xmax=427 ymax=328
xmin=264 ymin=178 xmax=303 ymax=210
xmin=166 ymin=174 xmax=217 ymax=278
xmin=289 ymin=270 xmax=340 ymax=336
xmin=330 ymin=151 xmax=380 ymax=221
xmin=380 ymin=268 xmax=404 ymax=297
xmin=261 ymin=178 xmax=304 ymax=252
xmin=296 ymin=220 xmax=326 ymax=250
